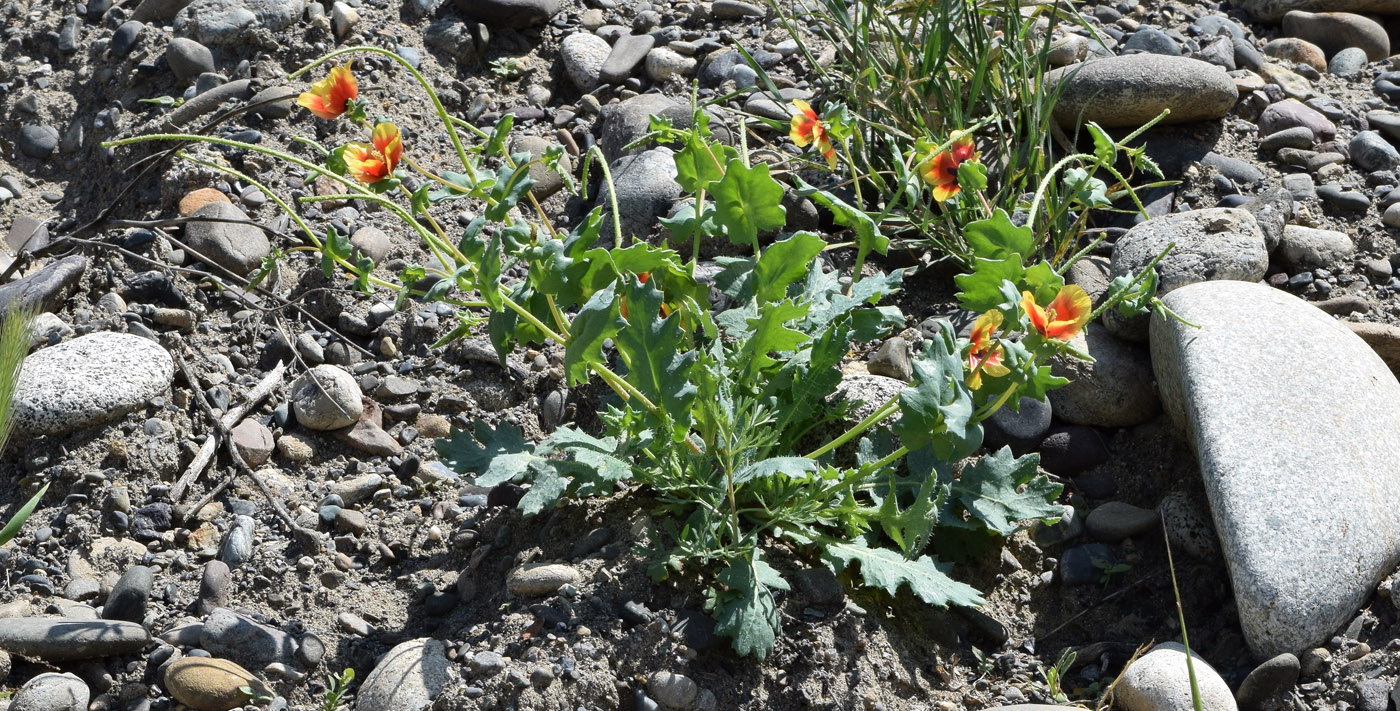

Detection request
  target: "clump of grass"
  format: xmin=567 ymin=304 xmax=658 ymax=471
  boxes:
xmin=771 ymin=0 xmax=1148 ymax=267
xmin=0 ymin=307 xmax=45 ymax=549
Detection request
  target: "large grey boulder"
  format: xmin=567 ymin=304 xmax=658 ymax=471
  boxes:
xmin=1151 ymin=280 xmax=1400 ymax=658
xmin=596 ymin=148 xmax=682 ymax=244
xmin=1045 ymin=55 xmax=1237 ymax=127
xmin=12 ymin=332 xmax=175 ymax=436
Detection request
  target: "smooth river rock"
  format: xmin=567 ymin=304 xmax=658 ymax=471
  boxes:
xmin=0 ymin=619 xmax=150 ymax=661
xmin=354 ymin=639 xmax=450 ymax=711
xmin=1151 ymin=280 xmax=1400 ymax=657
xmin=1115 ymin=642 xmax=1238 ymax=711
xmin=1282 ymin=10 xmax=1390 ymax=60
xmin=1106 ymin=207 xmax=1268 ymax=341
xmin=1241 ymin=0 xmax=1400 ymax=22
xmin=1045 ymin=55 xmax=1237 ymax=127
xmin=12 ymin=331 xmax=175 ymax=436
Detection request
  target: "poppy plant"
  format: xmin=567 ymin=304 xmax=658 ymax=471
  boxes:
xmin=920 ymin=130 xmax=977 ymax=202
xmin=297 ymin=63 xmax=358 ymax=120
xmin=622 ymin=273 xmax=673 ymax=320
xmin=966 ymin=310 xmax=1010 ymax=390
xmin=344 ymin=122 xmax=403 ymax=185
xmin=789 ymin=100 xmax=837 ymax=170
xmin=1021 ymin=285 xmax=1092 ymax=341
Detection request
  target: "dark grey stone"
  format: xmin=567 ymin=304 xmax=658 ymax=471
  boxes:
xmin=102 ymin=566 xmax=153 ymax=623
xmin=453 ymin=0 xmax=559 ymax=28
xmin=111 ymin=21 xmax=144 ymax=58
xmin=18 ymin=125 xmax=59 ymax=159
xmin=600 ymin=34 xmax=655 ymax=85
xmin=1236 ymin=653 xmax=1300 ymax=711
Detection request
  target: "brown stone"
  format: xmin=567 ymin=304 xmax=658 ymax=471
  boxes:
xmin=165 ymin=657 xmax=266 ymax=711
xmin=334 ymin=399 xmax=404 ymax=456
xmin=1347 ymin=321 xmax=1400 ymax=375
xmin=230 ymin=419 xmax=273 ymax=467
xmin=179 ymin=188 xmax=231 ymax=217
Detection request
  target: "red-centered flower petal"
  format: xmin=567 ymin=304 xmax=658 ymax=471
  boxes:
xmin=1043 ymin=285 xmax=1092 ymax=340
xmin=790 ymin=99 xmax=820 ymax=147
xmin=372 ymin=122 xmax=403 ymax=171
xmin=1021 ymin=290 xmax=1049 ymax=337
xmin=1022 ymin=286 xmax=1093 ymax=341
xmin=344 ymin=142 xmax=390 ymax=184
xmin=297 ymin=63 xmax=357 ymax=119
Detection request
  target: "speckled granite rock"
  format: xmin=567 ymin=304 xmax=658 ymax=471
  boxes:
xmin=1151 ymin=280 xmax=1400 ymax=657
xmin=12 ymin=332 xmax=175 ymax=436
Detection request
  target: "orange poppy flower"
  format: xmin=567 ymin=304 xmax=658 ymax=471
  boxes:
xmin=344 ymin=122 xmax=403 ymax=185
xmin=297 ymin=63 xmax=358 ymax=120
xmin=789 ymin=100 xmax=837 ymax=170
xmin=920 ymin=130 xmax=978 ymax=202
xmin=966 ymin=310 xmax=1010 ymax=390
xmin=1021 ymin=285 xmax=1092 ymax=341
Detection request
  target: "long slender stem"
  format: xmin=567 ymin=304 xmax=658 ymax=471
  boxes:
xmin=589 ymin=147 xmax=626 ymax=247
xmin=860 ymin=444 xmax=910 ymax=476
xmin=804 ymin=393 xmax=901 ymax=459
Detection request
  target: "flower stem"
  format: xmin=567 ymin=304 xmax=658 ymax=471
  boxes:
xmin=804 ymin=393 xmax=901 ymax=460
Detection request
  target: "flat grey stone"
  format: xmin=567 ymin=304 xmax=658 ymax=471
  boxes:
xmin=1151 ymin=280 xmax=1400 ymax=657
xmin=174 ymin=0 xmax=306 ymax=45
xmin=354 ymin=639 xmax=450 ymax=711
xmin=1349 ymin=130 xmax=1400 ymax=172
xmin=1279 ymin=224 xmax=1353 ymax=269
xmin=600 ymin=34 xmax=655 ymax=85
xmin=201 ymin=607 xmax=298 ymax=666
xmin=0 ymin=619 xmax=150 ymax=662
xmin=165 ymin=37 xmax=214 ymax=84
xmin=13 ymin=332 xmax=174 ymax=436
xmin=1045 ymin=55 xmax=1236 ymax=127
xmin=1282 ymin=10 xmax=1389 ymax=61
xmin=183 ymin=201 xmax=271 ymax=276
